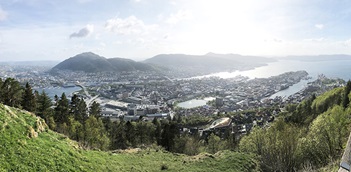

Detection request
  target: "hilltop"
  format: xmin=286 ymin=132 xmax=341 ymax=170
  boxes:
xmin=0 ymin=103 xmax=259 ymax=171
xmin=50 ymin=52 xmax=155 ymax=73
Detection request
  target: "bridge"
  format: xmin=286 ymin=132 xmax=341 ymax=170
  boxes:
xmin=75 ymin=83 xmax=99 ymax=109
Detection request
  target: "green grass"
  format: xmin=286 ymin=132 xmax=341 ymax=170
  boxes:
xmin=0 ymin=104 xmax=258 ymax=172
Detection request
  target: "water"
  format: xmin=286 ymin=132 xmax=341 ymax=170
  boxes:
xmin=35 ymin=86 xmax=82 ymax=99
xmin=198 ymin=59 xmax=351 ymax=98
xmin=177 ymin=97 xmax=215 ymax=109
xmin=201 ymin=59 xmax=351 ymax=80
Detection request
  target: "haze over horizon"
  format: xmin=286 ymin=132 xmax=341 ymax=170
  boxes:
xmin=1 ymin=0 xmax=351 ymax=61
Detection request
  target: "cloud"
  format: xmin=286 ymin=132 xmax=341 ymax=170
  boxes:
xmin=0 ymin=7 xmax=8 ymax=21
xmin=344 ymin=38 xmax=351 ymax=47
xmin=166 ymin=9 xmax=192 ymax=24
xmin=69 ymin=24 xmax=94 ymax=38
xmin=315 ymin=24 xmax=324 ymax=29
xmin=105 ymin=16 xmax=157 ymax=35
xmin=304 ymin=37 xmax=326 ymax=42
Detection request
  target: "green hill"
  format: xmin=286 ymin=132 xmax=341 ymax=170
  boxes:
xmin=0 ymin=103 xmax=258 ymax=172
xmin=50 ymin=52 xmax=155 ymax=73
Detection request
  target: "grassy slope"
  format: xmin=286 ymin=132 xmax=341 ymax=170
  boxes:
xmin=0 ymin=104 xmax=258 ymax=172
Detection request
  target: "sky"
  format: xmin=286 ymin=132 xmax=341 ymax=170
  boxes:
xmin=1 ymin=0 xmax=351 ymax=61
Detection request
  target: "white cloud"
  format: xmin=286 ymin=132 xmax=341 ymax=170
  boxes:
xmin=0 ymin=7 xmax=8 ymax=21
xmin=105 ymin=16 xmax=157 ymax=35
xmin=69 ymin=24 xmax=94 ymax=38
xmin=344 ymin=38 xmax=351 ymax=47
xmin=166 ymin=9 xmax=192 ymax=24
xmin=304 ymin=37 xmax=326 ymax=42
xmin=315 ymin=24 xmax=324 ymax=29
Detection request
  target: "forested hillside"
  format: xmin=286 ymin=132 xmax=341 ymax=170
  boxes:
xmin=240 ymin=81 xmax=351 ymax=171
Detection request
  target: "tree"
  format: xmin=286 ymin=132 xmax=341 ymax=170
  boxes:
xmin=153 ymin=118 xmax=162 ymax=145
xmin=160 ymin=122 xmax=178 ymax=151
xmin=207 ymin=133 xmax=221 ymax=154
xmin=125 ymin=121 xmax=136 ymax=147
xmin=89 ymin=101 xmax=101 ymax=118
xmin=54 ymin=93 xmax=70 ymax=124
xmin=67 ymin=117 xmax=84 ymax=142
xmin=22 ymin=82 xmax=36 ymax=112
xmin=70 ymin=94 xmax=87 ymax=123
xmin=1 ymin=78 xmax=23 ymax=108
xmin=37 ymin=91 xmax=53 ymax=125
xmin=84 ymin=116 xmax=110 ymax=150
xmin=110 ymin=120 xmax=128 ymax=149
xmin=342 ymin=80 xmax=351 ymax=108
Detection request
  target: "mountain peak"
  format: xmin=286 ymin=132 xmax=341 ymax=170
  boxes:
xmin=51 ymin=52 xmax=154 ymax=73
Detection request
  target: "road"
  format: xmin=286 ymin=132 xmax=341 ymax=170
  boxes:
xmin=76 ymin=83 xmax=99 ymax=108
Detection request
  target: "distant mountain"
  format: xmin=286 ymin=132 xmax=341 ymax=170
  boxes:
xmin=51 ymin=52 xmax=155 ymax=73
xmin=51 ymin=52 xmax=277 ymax=77
xmin=144 ymin=53 xmax=276 ymax=75
xmin=0 ymin=61 xmax=59 ymax=67
xmin=281 ymin=54 xmax=351 ymax=62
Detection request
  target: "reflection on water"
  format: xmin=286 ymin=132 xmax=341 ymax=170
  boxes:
xmin=199 ymin=59 xmax=351 ymax=80
xmin=35 ymin=86 xmax=82 ymax=99
xmin=177 ymin=97 xmax=215 ymax=109
xmin=197 ymin=59 xmax=351 ymax=98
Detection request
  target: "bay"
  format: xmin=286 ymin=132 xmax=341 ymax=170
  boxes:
xmin=201 ymin=59 xmax=351 ymax=80
xmin=35 ymin=86 xmax=82 ymax=99
xmin=198 ymin=59 xmax=351 ymax=98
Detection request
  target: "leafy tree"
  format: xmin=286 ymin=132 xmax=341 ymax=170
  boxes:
xmin=342 ymin=80 xmax=351 ymax=108
xmin=67 ymin=117 xmax=84 ymax=142
xmin=207 ymin=133 xmax=221 ymax=154
xmin=84 ymin=116 xmax=110 ymax=150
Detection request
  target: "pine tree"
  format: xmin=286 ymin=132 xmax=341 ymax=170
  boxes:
xmin=1 ymin=78 xmax=23 ymax=108
xmin=110 ymin=120 xmax=128 ymax=149
xmin=153 ymin=118 xmax=162 ymax=145
xmin=37 ymin=91 xmax=53 ymax=121
xmin=89 ymin=101 xmax=101 ymax=118
xmin=54 ymin=93 xmax=70 ymax=124
xmin=22 ymin=82 xmax=36 ymax=112
xmin=70 ymin=94 xmax=87 ymax=123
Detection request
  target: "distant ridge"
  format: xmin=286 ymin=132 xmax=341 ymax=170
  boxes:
xmin=282 ymin=54 xmax=351 ymax=62
xmin=143 ymin=53 xmax=276 ymax=75
xmin=50 ymin=52 xmax=155 ymax=73
xmin=50 ymin=52 xmax=277 ymax=76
